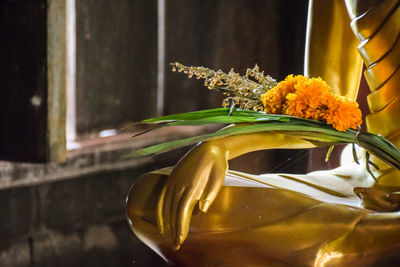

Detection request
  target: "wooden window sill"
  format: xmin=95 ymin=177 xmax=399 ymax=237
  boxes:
xmin=0 ymin=125 xmax=218 ymax=190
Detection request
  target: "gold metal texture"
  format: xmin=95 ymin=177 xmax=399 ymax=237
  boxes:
xmin=126 ymin=0 xmax=400 ymax=265
xmin=348 ymin=0 xmax=399 ymax=41
xmin=304 ymin=0 xmax=363 ymax=100
xmin=364 ymin=33 xmax=400 ymax=92
xmin=367 ymin=64 xmax=400 ymax=112
xmin=357 ymin=3 xmax=400 ymax=67
xmin=366 ymin=93 xmax=400 ymax=136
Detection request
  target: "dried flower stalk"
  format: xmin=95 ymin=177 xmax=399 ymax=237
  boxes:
xmin=171 ymin=62 xmax=277 ymax=111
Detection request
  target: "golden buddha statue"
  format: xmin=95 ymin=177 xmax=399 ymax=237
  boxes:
xmin=127 ymin=0 xmax=400 ymax=265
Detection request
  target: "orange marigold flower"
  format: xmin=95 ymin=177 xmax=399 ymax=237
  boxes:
xmin=261 ymin=75 xmax=362 ymax=131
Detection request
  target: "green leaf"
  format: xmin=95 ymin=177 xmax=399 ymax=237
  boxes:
xmin=124 ymin=108 xmax=400 ymax=172
xmin=133 ymin=108 xmax=307 ymax=125
xmin=357 ymin=133 xmax=400 ymax=169
xmin=127 ymin=108 xmax=312 ymax=137
xmin=142 ymin=108 xmax=232 ymax=123
xmin=165 ymin=115 xmax=289 ymax=126
xmin=125 ymin=122 xmax=354 ymax=158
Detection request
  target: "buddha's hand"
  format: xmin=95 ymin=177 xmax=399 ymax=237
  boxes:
xmin=354 ymin=187 xmax=400 ymax=212
xmin=157 ymin=142 xmax=228 ymax=250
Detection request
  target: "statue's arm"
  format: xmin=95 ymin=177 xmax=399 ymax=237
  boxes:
xmin=158 ymin=131 xmax=316 ymax=249
xmin=160 ymin=0 xmax=365 ymax=250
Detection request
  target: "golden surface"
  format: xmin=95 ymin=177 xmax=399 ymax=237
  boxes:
xmin=127 ymin=0 xmax=400 ymax=265
xmin=357 ymin=5 xmax=400 ymax=67
xmin=364 ymin=35 xmax=400 ymax=92
xmin=366 ymin=95 xmax=400 ymax=136
xmin=367 ymin=66 xmax=400 ymax=113
xmin=304 ymin=0 xmax=362 ymax=100
xmin=348 ymin=0 xmax=398 ymax=41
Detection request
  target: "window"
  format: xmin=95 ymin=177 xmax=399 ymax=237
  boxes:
xmin=1 ymin=0 xmax=310 ymax=184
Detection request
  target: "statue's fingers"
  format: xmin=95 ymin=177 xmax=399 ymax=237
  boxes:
xmin=156 ymin=185 xmax=167 ymax=235
xmin=160 ymin=184 xmax=175 ymax=241
xmin=176 ymin=187 xmax=199 ymax=248
xmin=199 ymin=163 xmax=227 ymax=212
xmin=169 ymin=186 xmax=187 ymax=248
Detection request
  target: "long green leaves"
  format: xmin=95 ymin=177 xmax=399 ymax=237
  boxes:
xmin=357 ymin=133 xmax=400 ymax=169
xmin=127 ymin=108 xmax=350 ymax=155
xmin=127 ymin=123 xmax=346 ymax=158
xmin=126 ymin=108 xmax=400 ymax=171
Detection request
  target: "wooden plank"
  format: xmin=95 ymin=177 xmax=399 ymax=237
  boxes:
xmin=164 ymin=0 xmax=223 ymax=115
xmin=47 ymin=0 xmax=67 ymax=162
xmin=75 ymin=0 xmax=158 ymax=135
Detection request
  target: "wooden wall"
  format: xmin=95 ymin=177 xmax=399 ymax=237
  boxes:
xmin=74 ymin=0 xmax=309 ymax=173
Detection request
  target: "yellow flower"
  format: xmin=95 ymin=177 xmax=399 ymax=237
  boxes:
xmin=261 ymin=75 xmax=362 ymax=131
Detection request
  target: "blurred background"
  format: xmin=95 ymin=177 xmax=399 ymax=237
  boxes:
xmin=0 ymin=0 xmax=315 ymax=266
